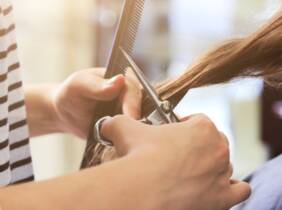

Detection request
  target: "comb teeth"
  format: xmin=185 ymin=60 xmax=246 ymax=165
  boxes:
xmin=105 ymin=0 xmax=145 ymax=78
xmin=122 ymin=0 xmax=144 ymax=51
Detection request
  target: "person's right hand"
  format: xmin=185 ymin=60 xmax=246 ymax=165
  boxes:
xmin=101 ymin=114 xmax=251 ymax=210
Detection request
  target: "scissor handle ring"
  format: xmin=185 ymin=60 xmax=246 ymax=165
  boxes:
xmin=94 ymin=117 xmax=114 ymax=147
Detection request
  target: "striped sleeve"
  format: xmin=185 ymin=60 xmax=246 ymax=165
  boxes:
xmin=0 ymin=0 xmax=33 ymax=186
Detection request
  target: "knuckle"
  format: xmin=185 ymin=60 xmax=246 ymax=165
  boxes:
xmin=66 ymin=80 xmax=77 ymax=92
xmin=220 ymin=132 xmax=228 ymax=141
xmin=216 ymin=143 xmax=230 ymax=161
xmin=95 ymin=68 xmax=106 ymax=75
xmin=220 ymin=131 xmax=227 ymax=140
xmin=220 ymin=132 xmax=230 ymax=146
xmin=194 ymin=114 xmax=215 ymax=130
xmin=101 ymin=115 xmax=128 ymax=139
xmin=65 ymin=73 xmax=82 ymax=92
xmin=68 ymin=70 xmax=83 ymax=81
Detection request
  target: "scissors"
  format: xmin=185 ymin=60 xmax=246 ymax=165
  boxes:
xmin=94 ymin=47 xmax=180 ymax=147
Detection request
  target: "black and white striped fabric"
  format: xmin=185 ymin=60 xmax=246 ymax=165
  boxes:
xmin=0 ymin=0 xmax=33 ymax=186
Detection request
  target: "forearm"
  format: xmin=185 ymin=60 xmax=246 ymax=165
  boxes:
xmin=0 ymin=155 xmax=158 ymax=210
xmin=25 ymin=84 xmax=62 ymax=137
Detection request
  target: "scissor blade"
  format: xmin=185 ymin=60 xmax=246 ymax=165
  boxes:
xmin=120 ymin=47 xmax=173 ymax=123
xmin=120 ymin=47 xmax=162 ymax=106
xmin=145 ymin=110 xmax=180 ymax=125
xmin=121 ymin=47 xmax=180 ymax=124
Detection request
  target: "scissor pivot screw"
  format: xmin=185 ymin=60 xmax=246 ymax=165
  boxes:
xmin=161 ymin=101 xmax=172 ymax=113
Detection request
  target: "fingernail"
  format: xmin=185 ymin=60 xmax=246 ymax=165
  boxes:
xmin=106 ymin=75 xmax=123 ymax=86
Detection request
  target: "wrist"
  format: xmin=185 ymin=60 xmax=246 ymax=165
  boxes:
xmin=46 ymin=84 xmax=67 ymax=133
xmin=25 ymin=84 xmax=66 ymax=136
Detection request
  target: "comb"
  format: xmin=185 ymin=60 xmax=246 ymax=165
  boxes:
xmin=105 ymin=0 xmax=145 ymax=78
xmin=81 ymin=0 xmax=145 ymax=169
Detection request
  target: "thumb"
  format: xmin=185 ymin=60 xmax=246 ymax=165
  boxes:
xmin=82 ymin=74 xmax=126 ymax=101
xmin=227 ymin=181 xmax=251 ymax=208
xmin=101 ymin=115 xmax=145 ymax=155
xmin=100 ymin=75 xmax=126 ymax=100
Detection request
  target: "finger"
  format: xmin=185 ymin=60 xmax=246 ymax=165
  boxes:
xmin=121 ymin=73 xmax=143 ymax=119
xmin=226 ymin=181 xmax=251 ymax=208
xmin=101 ymin=115 xmax=145 ymax=155
xmin=85 ymin=68 xmax=106 ymax=77
xmin=80 ymin=74 xmax=126 ymax=101
xmin=93 ymin=68 xmax=106 ymax=77
xmin=183 ymin=114 xmax=215 ymax=127
xmin=124 ymin=67 xmax=142 ymax=87
xmin=180 ymin=114 xmax=199 ymax=122
xmin=101 ymin=75 xmax=126 ymax=100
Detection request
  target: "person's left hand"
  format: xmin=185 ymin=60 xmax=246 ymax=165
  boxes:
xmin=51 ymin=68 xmax=142 ymax=139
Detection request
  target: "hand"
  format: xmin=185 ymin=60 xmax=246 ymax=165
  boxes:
xmin=101 ymin=114 xmax=251 ymax=210
xmin=52 ymin=68 xmax=142 ymax=139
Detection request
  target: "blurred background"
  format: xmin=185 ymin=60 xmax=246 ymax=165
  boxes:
xmin=12 ymin=0 xmax=282 ymax=180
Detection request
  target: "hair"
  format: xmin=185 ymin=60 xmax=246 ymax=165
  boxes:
xmin=82 ymin=10 xmax=282 ymax=167
xmin=142 ymin=10 xmax=282 ymax=116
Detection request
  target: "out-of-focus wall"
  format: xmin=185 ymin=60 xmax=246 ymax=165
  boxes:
xmin=13 ymin=0 xmax=96 ymax=180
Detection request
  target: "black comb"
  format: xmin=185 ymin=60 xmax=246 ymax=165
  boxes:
xmin=81 ymin=0 xmax=145 ymax=168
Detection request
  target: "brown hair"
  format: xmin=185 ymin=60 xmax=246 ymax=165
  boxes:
xmin=142 ymin=10 xmax=282 ymax=116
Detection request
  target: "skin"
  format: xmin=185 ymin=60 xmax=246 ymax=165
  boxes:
xmin=0 ymin=68 xmax=251 ymax=209
xmin=25 ymin=68 xmax=142 ymax=138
